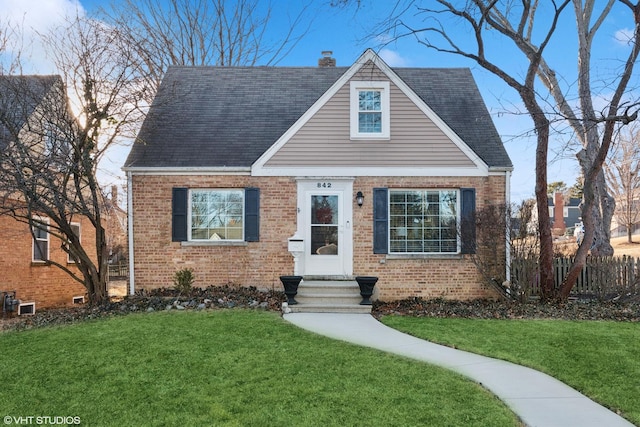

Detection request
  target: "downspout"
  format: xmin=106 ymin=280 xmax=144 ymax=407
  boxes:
xmin=127 ymin=170 xmax=135 ymax=295
xmin=505 ymin=170 xmax=512 ymax=283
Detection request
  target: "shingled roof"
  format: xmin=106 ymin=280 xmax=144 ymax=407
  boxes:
xmin=0 ymin=75 xmax=62 ymax=147
xmin=125 ymin=59 xmax=511 ymax=170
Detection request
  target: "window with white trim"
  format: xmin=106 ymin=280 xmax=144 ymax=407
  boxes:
xmin=350 ymin=81 xmax=390 ymax=139
xmin=189 ymin=189 xmax=244 ymax=241
xmin=389 ymin=190 xmax=458 ymax=253
xmin=32 ymin=218 xmax=50 ymax=262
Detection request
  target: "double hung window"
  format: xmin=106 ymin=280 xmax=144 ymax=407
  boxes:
xmin=32 ymin=218 xmax=49 ymax=262
xmin=350 ymin=81 xmax=390 ymax=139
xmin=67 ymin=223 xmax=81 ymax=263
xmin=190 ymin=189 xmax=244 ymax=241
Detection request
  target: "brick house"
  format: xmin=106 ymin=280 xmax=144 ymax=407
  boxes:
xmin=0 ymin=75 xmax=93 ymax=310
xmin=124 ymin=49 xmax=513 ymax=302
xmin=0 ymin=212 xmax=94 ymax=309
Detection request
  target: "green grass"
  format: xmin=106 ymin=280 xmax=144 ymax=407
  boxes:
xmin=382 ymin=316 xmax=640 ymax=425
xmin=0 ymin=311 xmax=519 ymax=426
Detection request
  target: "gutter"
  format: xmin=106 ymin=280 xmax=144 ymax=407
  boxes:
xmin=122 ymin=166 xmax=251 ymax=175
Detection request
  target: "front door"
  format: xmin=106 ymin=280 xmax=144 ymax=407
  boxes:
xmin=298 ymin=180 xmax=353 ymax=276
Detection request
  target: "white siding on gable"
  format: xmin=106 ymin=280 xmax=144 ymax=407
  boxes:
xmin=265 ymin=64 xmax=476 ymax=168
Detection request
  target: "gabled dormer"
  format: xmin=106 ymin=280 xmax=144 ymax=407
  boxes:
xmin=251 ymin=49 xmax=496 ymax=177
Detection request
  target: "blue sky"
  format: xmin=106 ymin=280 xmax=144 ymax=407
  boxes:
xmin=3 ymin=0 xmax=638 ymax=202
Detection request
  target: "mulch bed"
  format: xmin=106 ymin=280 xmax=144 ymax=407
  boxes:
xmin=372 ymin=297 xmax=640 ymax=321
xmin=2 ymin=286 xmax=639 ymax=332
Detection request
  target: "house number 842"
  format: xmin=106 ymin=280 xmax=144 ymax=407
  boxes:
xmin=316 ymin=182 xmax=332 ymax=188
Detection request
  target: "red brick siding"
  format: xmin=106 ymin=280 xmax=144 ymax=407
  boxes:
xmin=0 ymin=216 xmax=94 ymax=309
xmin=131 ymin=174 xmax=507 ymax=300
xmin=131 ymin=175 xmax=297 ymax=291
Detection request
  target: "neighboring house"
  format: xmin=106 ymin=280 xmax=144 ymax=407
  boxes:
xmin=103 ymin=185 xmax=128 ymax=265
xmin=0 ymin=75 xmax=93 ymax=310
xmin=549 ymin=192 xmax=581 ymax=234
xmin=0 ymin=210 xmax=94 ymax=309
xmin=609 ymin=189 xmax=640 ymax=238
xmin=124 ymin=49 xmax=513 ymax=301
xmin=527 ymin=192 xmax=581 ymax=236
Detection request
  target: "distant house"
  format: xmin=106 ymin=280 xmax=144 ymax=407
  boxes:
xmin=124 ymin=49 xmax=513 ymax=302
xmin=549 ymin=192 xmax=581 ymax=234
xmin=103 ymin=185 xmax=128 ymax=265
xmin=0 ymin=75 xmax=93 ymax=310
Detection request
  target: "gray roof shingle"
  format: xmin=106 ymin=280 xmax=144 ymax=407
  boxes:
xmin=0 ymin=75 xmax=61 ymax=147
xmin=125 ymin=65 xmax=512 ymax=169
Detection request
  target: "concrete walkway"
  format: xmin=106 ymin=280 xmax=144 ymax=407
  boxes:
xmin=284 ymin=313 xmax=634 ymax=427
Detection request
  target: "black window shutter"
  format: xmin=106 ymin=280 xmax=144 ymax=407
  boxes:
xmin=244 ymin=187 xmax=260 ymax=242
xmin=172 ymin=187 xmax=188 ymax=242
xmin=373 ymin=188 xmax=388 ymax=254
xmin=460 ymin=188 xmax=476 ymax=254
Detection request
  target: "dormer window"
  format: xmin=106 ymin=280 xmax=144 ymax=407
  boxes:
xmin=350 ymin=81 xmax=390 ymax=139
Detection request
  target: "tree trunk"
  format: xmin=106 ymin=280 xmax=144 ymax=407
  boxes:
xmin=559 ymin=181 xmax=596 ymax=299
xmin=530 ymin=109 xmax=555 ymax=300
xmin=593 ymin=170 xmax=615 ymax=256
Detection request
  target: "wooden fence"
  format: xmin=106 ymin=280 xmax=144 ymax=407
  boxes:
xmin=511 ymin=255 xmax=640 ymax=297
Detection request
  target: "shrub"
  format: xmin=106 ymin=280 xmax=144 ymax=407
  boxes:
xmin=173 ymin=268 xmax=195 ymax=295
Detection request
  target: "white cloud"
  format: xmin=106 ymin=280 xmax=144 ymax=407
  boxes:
xmin=378 ymin=48 xmax=410 ymax=67
xmin=1 ymin=0 xmax=86 ymax=73
xmin=3 ymin=0 xmax=84 ymax=30
xmin=614 ymin=28 xmax=635 ymax=46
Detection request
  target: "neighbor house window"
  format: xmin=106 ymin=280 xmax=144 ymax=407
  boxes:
xmin=350 ymin=81 xmax=390 ymax=139
xmin=189 ymin=189 xmax=244 ymax=241
xmin=67 ymin=223 xmax=81 ymax=263
xmin=44 ymin=125 xmax=57 ymax=157
xmin=32 ymin=218 xmax=50 ymax=262
xmin=389 ymin=190 xmax=458 ymax=253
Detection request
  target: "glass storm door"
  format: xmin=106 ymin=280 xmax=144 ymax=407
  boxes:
xmin=299 ymin=180 xmax=353 ymax=276
xmin=311 ymin=195 xmax=339 ymax=256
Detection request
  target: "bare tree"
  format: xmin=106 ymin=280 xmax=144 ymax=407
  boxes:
xmin=604 ymin=124 xmax=640 ymax=242
xmin=344 ymin=0 xmax=640 ymax=301
xmin=0 ymin=18 xmax=20 ymax=74
xmin=102 ymin=0 xmax=310 ymax=100
xmin=0 ymin=20 xmax=8 ymax=55
xmin=547 ymin=181 xmax=568 ymax=197
xmin=0 ymin=2 xmax=306 ymax=303
xmin=0 ymin=15 xmax=147 ymax=304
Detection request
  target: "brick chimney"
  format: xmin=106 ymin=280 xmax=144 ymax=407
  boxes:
xmin=553 ymin=192 xmax=566 ymax=233
xmin=318 ymin=51 xmax=336 ymax=67
xmin=111 ymin=185 xmax=118 ymax=204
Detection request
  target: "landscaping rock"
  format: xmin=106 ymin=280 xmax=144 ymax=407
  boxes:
xmin=2 ymin=283 xmax=639 ymax=333
xmin=372 ymin=297 xmax=640 ymax=321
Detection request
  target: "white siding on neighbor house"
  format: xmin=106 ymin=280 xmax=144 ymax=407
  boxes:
xmin=265 ymin=65 xmax=476 ymax=168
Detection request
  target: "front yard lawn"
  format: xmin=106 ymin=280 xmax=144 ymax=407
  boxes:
xmin=0 ymin=311 xmax=518 ymax=427
xmin=382 ymin=316 xmax=640 ymax=426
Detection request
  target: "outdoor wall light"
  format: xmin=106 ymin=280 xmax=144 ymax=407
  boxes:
xmin=356 ymin=191 xmax=364 ymax=207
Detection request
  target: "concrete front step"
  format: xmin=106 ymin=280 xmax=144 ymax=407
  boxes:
xmin=299 ymin=280 xmax=361 ymax=295
xmin=288 ymin=303 xmax=371 ymax=314
xmin=287 ymin=279 xmax=371 ymax=314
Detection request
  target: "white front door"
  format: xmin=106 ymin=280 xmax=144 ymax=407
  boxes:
xmin=297 ymin=179 xmax=353 ymax=276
